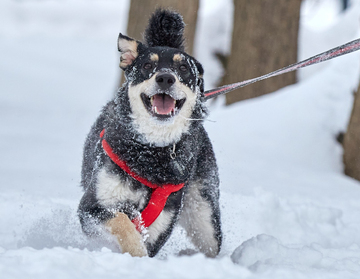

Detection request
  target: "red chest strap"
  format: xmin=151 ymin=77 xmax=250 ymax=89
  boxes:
xmin=100 ymin=129 xmax=185 ymax=232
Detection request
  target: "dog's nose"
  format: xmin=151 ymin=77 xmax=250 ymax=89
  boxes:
xmin=156 ymin=73 xmax=176 ymax=90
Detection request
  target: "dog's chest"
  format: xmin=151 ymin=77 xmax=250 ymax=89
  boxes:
xmin=95 ymin=168 xmax=149 ymax=210
xmin=105 ymin=130 xmax=196 ymax=185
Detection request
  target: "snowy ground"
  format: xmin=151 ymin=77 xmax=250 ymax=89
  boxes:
xmin=1 ymin=0 xmax=360 ymax=278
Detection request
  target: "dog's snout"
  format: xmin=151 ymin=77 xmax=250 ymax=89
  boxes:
xmin=156 ymin=73 xmax=175 ymax=90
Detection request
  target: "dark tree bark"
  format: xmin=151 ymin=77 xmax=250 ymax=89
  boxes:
xmin=343 ymin=85 xmax=360 ymax=181
xmin=223 ymin=0 xmax=302 ymax=105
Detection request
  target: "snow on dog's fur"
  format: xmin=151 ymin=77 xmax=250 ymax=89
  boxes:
xmin=78 ymin=9 xmax=222 ymax=257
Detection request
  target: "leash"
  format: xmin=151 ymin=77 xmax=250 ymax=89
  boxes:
xmin=204 ymin=38 xmax=360 ymax=101
xmin=99 ymin=38 xmax=360 ymax=231
xmin=100 ymin=129 xmax=185 ymax=233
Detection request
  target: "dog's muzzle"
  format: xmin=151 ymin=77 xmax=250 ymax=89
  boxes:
xmin=141 ymin=73 xmax=186 ymax=120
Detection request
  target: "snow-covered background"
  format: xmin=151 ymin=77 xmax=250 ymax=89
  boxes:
xmin=1 ymin=0 xmax=360 ymax=278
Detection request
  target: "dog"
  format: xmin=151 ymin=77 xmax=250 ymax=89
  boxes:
xmin=78 ymin=9 xmax=222 ymax=258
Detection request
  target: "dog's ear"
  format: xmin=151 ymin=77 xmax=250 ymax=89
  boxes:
xmin=118 ymin=33 xmax=142 ymax=70
xmin=144 ymin=9 xmax=185 ymax=51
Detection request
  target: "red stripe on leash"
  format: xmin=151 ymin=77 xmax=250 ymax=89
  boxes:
xmin=204 ymin=38 xmax=360 ymax=100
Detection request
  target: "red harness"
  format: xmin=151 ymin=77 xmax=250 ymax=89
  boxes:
xmin=100 ymin=129 xmax=185 ymax=232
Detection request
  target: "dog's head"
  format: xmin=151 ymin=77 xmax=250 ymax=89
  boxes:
xmin=117 ymin=9 xmax=206 ymax=147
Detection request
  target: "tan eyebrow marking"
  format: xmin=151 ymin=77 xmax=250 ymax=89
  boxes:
xmin=150 ymin=53 xmax=159 ymax=62
xmin=173 ymin=54 xmax=183 ymax=62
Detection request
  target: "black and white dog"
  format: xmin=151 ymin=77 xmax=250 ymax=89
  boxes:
xmin=78 ymin=9 xmax=222 ymax=258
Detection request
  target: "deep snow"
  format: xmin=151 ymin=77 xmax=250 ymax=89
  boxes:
xmin=1 ymin=0 xmax=360 ymax=278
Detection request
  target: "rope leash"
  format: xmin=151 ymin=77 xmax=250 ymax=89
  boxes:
xmin=204 ymin=38 xmax=360 ymax=101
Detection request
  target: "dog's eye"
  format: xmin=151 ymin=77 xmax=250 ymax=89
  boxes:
xmin=179 ymin=64 xmax=188 ymax=72
xmin=143 ymin=63 xmax=153 ymax=70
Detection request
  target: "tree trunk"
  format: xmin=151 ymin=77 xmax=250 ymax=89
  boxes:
xmin=127 ymin=0 xmax=199 ymax=55
xmin=223 ymin=0 xmax=301 ymax=105
xmin=343 ymin=85 xmax=360 ymax=181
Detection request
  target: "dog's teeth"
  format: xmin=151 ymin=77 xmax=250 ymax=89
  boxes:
xmin=154 ymin=106 xmax=158 ymax=114
xmin=150 ymin=96 xmax=154 ymax=106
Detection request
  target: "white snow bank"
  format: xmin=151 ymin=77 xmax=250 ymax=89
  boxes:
xmin=231 ymin=234 xmax=323 ymax=269
xmin=231 ymin=234 xmax=360 ymax=276
xmin=0 ymin=247 xmax=251 ymax=279
xmin=0 ymin=0 xmax=130 ymax=39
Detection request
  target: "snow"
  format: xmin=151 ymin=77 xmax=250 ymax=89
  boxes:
xmin=231 ymin=234 xmax=324 ymax=269
xmin=1 ymin=0 xmax=360 ymax=278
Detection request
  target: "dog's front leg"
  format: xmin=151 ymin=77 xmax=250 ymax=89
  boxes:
xmin=179 ymin=182 xmax=222 ymax=258
xmin=106 ymin=212 xmax=148 ymax=257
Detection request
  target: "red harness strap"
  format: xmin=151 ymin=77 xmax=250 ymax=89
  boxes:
xmin=100 ymin=129 xmax=185 ymax=232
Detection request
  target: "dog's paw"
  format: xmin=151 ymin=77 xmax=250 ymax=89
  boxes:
xmin=106 ymin=212 xmax=148 ymax=257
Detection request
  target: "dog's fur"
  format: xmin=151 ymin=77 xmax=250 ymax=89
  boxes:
xmin=78 ymin=9 xmax=222 ymax=257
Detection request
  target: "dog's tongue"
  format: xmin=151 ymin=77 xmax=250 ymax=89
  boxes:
xmin=152 ymin=94 xmax=175 ymax=115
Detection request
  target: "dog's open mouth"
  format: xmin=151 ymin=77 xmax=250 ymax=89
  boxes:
xmin=141 ymin=93 xmax=186 ymax=119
